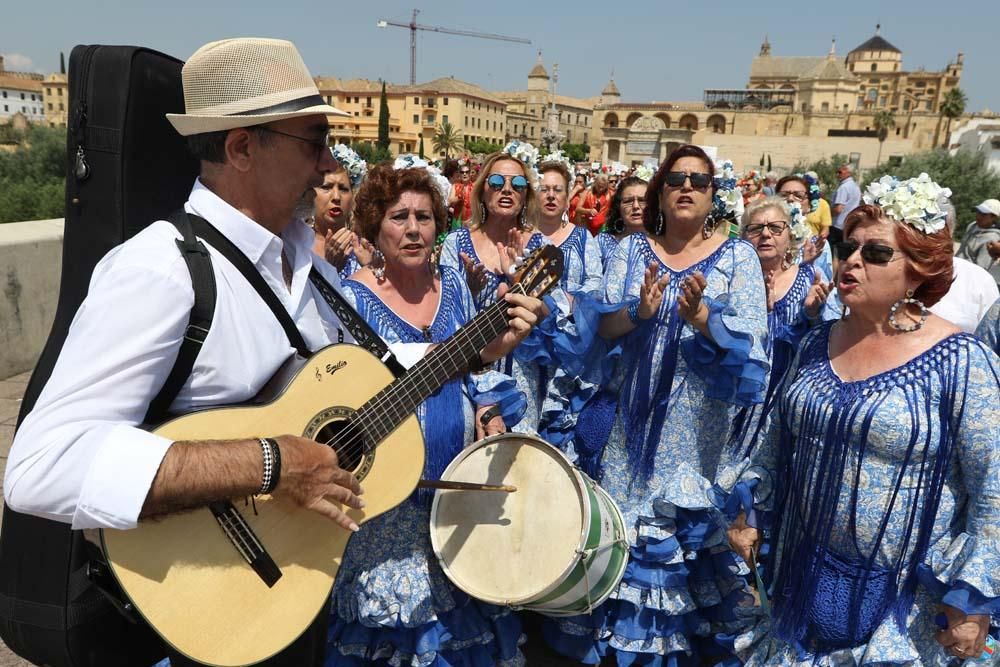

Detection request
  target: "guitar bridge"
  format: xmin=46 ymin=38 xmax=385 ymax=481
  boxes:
xmin=208 ymin=501 xmax=282 ymax=587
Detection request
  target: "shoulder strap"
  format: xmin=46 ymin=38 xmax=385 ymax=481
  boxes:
xmin=183 ymin=213 xmax=311 ymax=358
xmin=145 ymin=211 xmax=217 ymax=423
xmin=308 ymin=268 xmax=406 ymax=378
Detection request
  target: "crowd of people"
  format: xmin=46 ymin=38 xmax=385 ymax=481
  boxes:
xmin=5 ymin=38 xmax=998 ymax=667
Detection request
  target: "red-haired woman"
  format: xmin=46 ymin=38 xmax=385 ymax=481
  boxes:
xmin=741 ymin=177 xmax=1000 ymax=665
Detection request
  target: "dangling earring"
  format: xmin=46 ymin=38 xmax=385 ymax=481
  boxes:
xmin=519 ymin=206 xmax=532 ymax=231
xmin=888 ymin=288 xmax=929 ymax=332
xmin=306 ymin=214 xmax=316 ymax=230
xmin=655 ymin=210 xmax=665 ymax=235
xmin=701 ymin=215 xmax=716 ymax=240
xmin=372 ymin=249 xmax=386 ymax=281
xmin=480 ymin=202 xmax=488 ymax=224
xmin=783 ymin=246 xmax=795 ymax=269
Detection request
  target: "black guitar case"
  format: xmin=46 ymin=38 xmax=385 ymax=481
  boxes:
xmin=0 ymin=44 xmax=196 ymax=667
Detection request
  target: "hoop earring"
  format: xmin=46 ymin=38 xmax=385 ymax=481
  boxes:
xmin=372 ymin=249 xmax=386 ymax=281
xmin=655 ymin=210 xmax=665 ymax=235
xmin=701 ymin=215 xmax=716 ymax=240
xmin=888 ymin=288 xmax=929 ymax=332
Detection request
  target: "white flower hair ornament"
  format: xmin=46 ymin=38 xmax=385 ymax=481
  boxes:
xmin=862 ymin=172 xmax=952 ymax=234
xmin=632 ymin=164 xmax=655 ymax=183
xmin=502 ymin=139 xmax=541 ymax=183
xmin=392 ymin=154 xmax=451 ymax=204
xmin=539 ymin=149 xmax=574 ymax=173
xmin=712 ymin=159 xmax=743 ymax=222
xmin=330 ymin=144 xmax=368 ymax=188
xmin=787 ymin=202 xmax=810 ymax=241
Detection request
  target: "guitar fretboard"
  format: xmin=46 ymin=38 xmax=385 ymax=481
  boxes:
xmin=352 ymin=285 xmax=520 ymax=445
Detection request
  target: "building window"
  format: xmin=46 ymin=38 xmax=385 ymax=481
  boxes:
xmin=903 ymin=100 xmax=910 ymax=111
xmin=870 ymin=64 xmax=877 ymax=72
xmin=477 ymin=118 xmax=481 ymax=128
xmin=31 ymin=94 xmax=36 ymax=101
xmin=57 ymin=88 xmax=62 ymax=96
xmin=443 ymin=97 xmax=448 ymax=105
xmin=2 ymin=92 xmax=6 ymax=98
xmin=493 ymin=120 xmax=496 ymax=131
xmin=925 ymin=100 xmax=933 ymax=111
xmin=414 ymin=97 xmax=420 ymax=104
xmin=566 ymin=130 xmax=572 ymax=142
xmin=354 ymin=111 xmax=359 ymax=116
xmin=867 ymin=89 xmax=877 ymax=101
xmin=48 ymin=103 xmax=53 ymax=110
xmin=46 ymin=88 xmax=51 ymax=95
xmin=366 ymin=96 xmax=371 ymax=106
xmin=59 ymin=103 xmax=64 ymax=111
xmin=398 ymin=142 xmax=404 ymax=153
xmin=21 ymin=93 xmax=25 ymax=99
xmin=413 ymin=114 xmax=419 ymax=123
xmin=500 ymin=123 xmax=503 ymax=132
xmin=428 ymin=115 xmax=435 ymax=124
xmin=443 ymin=115 xmax=449 ymax=124
xmin=879 ymin=96 xmax=887 ymax=106
xmin=530 ymin=126 xmax=534 ymax=136
xmin=801 ymin=102 xmax=808 ymax=111
xmin=354 ymin=96 xmax=360 ymax=103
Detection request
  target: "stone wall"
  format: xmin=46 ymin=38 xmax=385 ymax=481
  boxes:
xmin=0 ymin=219 xmax=63 ymax=379
xmin=690 ymin=133 xmax=913 ymax=174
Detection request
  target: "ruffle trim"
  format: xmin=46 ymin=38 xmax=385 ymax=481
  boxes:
xmin=680 ymin=294 xmax=768 ymax=407
xmin=544 ymin=496 xmax=759 ymax=664
xmin=327 ymin=594 xmax=525 ymax=667
xmin=916 ymin=531 xmax=1000 ymax=616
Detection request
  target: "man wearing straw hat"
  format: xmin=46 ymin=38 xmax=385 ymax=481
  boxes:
xmin=5 ymin=38 xmax=545 ymax=666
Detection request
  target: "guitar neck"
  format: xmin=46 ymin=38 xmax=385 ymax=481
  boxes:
xmin=353 ymin=285 xmax=520 ymax=444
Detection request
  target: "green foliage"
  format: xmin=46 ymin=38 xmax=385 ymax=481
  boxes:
xmin=939 ymin=88 xmax=967 ymax=148
xmin=419 ymin=134 xmax=425 ymax=159
xmin=865 ymin=149 xmax=1000 ymax=237
xmin=350 ymin=141 xmax=392 ymax=165
xmin=873 ymin=111 xmax=896 ymax=166
xmin=791 ymin=153 xmax=851 ymax=197
xmin=432 ymin=121 xmax=462 ymax=158
xmin=377 ymin=80 xmax=390 ymax=151
xmin=464 ymin=138 xmax=502 ymax=155
xmin=0 ymin=125 xmax=66 ymax=223
xmin=560 ymin=143 xmax=590 ymax=162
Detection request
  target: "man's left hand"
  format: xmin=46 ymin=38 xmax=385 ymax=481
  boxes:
xmin=479 ymin=283 xmax=548 ymax=363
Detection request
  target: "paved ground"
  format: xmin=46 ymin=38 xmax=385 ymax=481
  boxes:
xmin=0 ymin=371 xmax=33 ymax=666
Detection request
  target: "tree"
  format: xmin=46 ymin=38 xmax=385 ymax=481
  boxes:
xmin=432 ymin=121 xmax=462 ymax=158
xmin=939 ymin=87 xmax=967 ymax=148
xmin=350 ymin=141 xmax=391 ymax=165
xmin=419 ymin=134 xmax=425 ymax=159
xmin=464 ymin=138 xmax=503 ymax=155
xmin=790 ymin=153 xmax=852 ymax=197
xmin=377 ymin=80 xmax=390 ymax=151
xmin=873 ymin=110 xmax=896 ymax=166
xmin=560 ymin=143 xmax=591 ymax=162
xmin=0 ymin=125 xmax=66 ymax=223
xmin=865 ymin=149 xmax=1000 ymax=237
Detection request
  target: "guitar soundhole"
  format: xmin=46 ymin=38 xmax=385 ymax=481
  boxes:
xmin=315 ymin=418 xmax=368 ymax=475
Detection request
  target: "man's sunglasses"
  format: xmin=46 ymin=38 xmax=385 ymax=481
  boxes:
xmin=834 ymin=240 xmax=900 ymax=265
xmin=664 ymin=171 xmax=712 ymax=189
xmin=487 ymin=174 xmax=528 ymax=192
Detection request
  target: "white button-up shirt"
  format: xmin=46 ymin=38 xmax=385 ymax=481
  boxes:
xmin=5 ymin=181 xmax=424 ymax=530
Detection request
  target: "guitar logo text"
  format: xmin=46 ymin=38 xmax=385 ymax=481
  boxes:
xmin=325 ymin=361 xmax=348 ymax=376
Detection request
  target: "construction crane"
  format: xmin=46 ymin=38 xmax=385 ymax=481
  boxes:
xmin=377 ymin=9 xmax=531 ymax=84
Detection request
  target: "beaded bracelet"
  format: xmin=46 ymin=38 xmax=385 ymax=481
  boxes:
xmin=627 ymin=301 xmax=642 ymax=325
xmin=257 ymin=438 xmax=281 ymax=495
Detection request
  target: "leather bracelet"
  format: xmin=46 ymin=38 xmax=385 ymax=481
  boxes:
xmin=479 ymin=406 xmax=502 ymax=428
xmin=257 ymin=438 xmax=280 ymax=495
xmin=467 ymin=351 xmax=491 ymax=374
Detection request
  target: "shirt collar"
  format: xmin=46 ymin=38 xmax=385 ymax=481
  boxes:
xmin=186 ymin=178 xmax=283 ymax=265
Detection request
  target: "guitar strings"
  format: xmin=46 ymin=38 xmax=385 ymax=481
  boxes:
xmin=320 ymin=259 xmax=559 ymax=467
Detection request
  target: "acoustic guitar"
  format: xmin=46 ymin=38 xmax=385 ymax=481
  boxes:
xmin=100 ymin=245 xmax=564 ymax=666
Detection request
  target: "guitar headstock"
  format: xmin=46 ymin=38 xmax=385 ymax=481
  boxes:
xmin=512 ymin=244 xmax=564 ymax=299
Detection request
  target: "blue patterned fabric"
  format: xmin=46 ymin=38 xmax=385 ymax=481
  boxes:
xmin=325 ymin=266 xmax=526 ymax=666
xmin=742 ymin=325 xmax=1000 ymax=666
xmin=548 ymin=234 xmax=770 ymax=665
xmin=975 ymin=297 xmax=1000 ymax=354
xmin=339 ymin=254 xmax=362 ymax=281
xmin=597 ymin=232 xmax=620 ymax=267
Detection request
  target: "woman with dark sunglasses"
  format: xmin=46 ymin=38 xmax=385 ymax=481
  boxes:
xmin=740 ymin=177 xmax=1000 ymax=665
xmin=547 ymin=145 xmax=771 ymax=665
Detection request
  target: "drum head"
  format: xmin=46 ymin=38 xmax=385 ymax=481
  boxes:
xmin=430 ymin=434 xmax=586 ymax=605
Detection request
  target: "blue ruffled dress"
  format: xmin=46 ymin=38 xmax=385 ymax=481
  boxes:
xmin=741 ymin=325 xmax=1000 ymax=666
xmin=597 ymin=232 xmax=620 ymax=267
xmin=324 ymin=266 xmax=527 ymax=667
xmin=975 ymin=297 xmax=1000 ymax=354
xmin=549 ymin=234 xmax=771 ymax=666
xmin=439 ymin=227 xmax=592 ymax=436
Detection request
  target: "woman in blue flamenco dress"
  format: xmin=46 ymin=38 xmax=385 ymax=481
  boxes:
xmin=974 ymin=296 xmax=1000 ymax=354
xmin=596 ymin=175 xmax=650 ymax=268
xmin=730 ymin=195 xmax=836 ymax=457
xmin=325 ymin=164 xmax=527 ymax=666
xmin=738 ymin=179 xmax=1000 ymax=665
xmin=438 ymin=149 xmax=595 ymax=437
xmin=548 ymin=145 xmax=771 ymax=666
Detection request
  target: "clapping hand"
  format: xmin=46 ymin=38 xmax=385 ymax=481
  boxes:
xmin=935 ymin=605 xmax=990 ymax=661
xmin=460 ymin=252 xmax=488 ymax=296
xmin=352 ymin=234 xmax=375 ymax=267
xmin=677 ymin=271 xmax=708 ymax=327
xmin=801 ymin=236 xmax=825 ymax=265
xmin=324 ymin=227 xmax=355 ymax=271
xmin=804 ymin=272 xmax=833 ymax=319
xmin=638 ymin=261 xmax=670 ymax=320
xmin=497 ymin=228 xmax=529 ymax=278
xmin=763 ymin=269 xmax=778 ymax=312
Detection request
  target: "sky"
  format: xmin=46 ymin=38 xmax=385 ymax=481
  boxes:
xmin=4 ymin=0 xmax=999 ymax=113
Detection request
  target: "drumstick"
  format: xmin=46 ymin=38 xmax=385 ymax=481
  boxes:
xmin=417 ymin=480 xmax=516 ymax=493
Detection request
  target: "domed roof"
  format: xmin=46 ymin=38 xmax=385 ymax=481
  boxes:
xmin=850 ymin=26 xmax=900 ymax=54
xmin=602 ymin=78 xmax=620 ymax=96
xmin=528 ymin=52 xmax=548 ymax=78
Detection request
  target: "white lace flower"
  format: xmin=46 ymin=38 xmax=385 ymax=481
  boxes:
xmin=862 ymin=173 xmax=950 ymax=234
xmin=633 ymin=164 xmax=655 ymax=183
xmin=788 ymin=203 xmax=810 ymax=241
xmin=502 ymin=140 xmax=540 ymax=184
xmin=330 ymin=144 xmax=368 ymax=188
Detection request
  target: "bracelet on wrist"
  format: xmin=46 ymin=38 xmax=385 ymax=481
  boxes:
xmin=467 ymin=351 xmax=491 ymax=374
xmin=257 ymin=437 xmax=281 ymax=495
xmin=627 ymin=301 xmax=642 ymax=325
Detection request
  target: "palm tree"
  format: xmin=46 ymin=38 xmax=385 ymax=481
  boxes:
xmin=939 ymin=87 xmax=967 ymax=148
xmin=873 ymin=110 xmax=896 ymax=166
xmin=432 ymin=121 xmax=462 ymax=158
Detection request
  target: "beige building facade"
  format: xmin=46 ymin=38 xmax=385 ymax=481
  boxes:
xmin=42 ymin=73 xmax=68 ymax=128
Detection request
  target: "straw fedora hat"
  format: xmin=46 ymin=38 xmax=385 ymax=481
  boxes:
xmin=167 ymin=37 xmax=348 ymax=136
